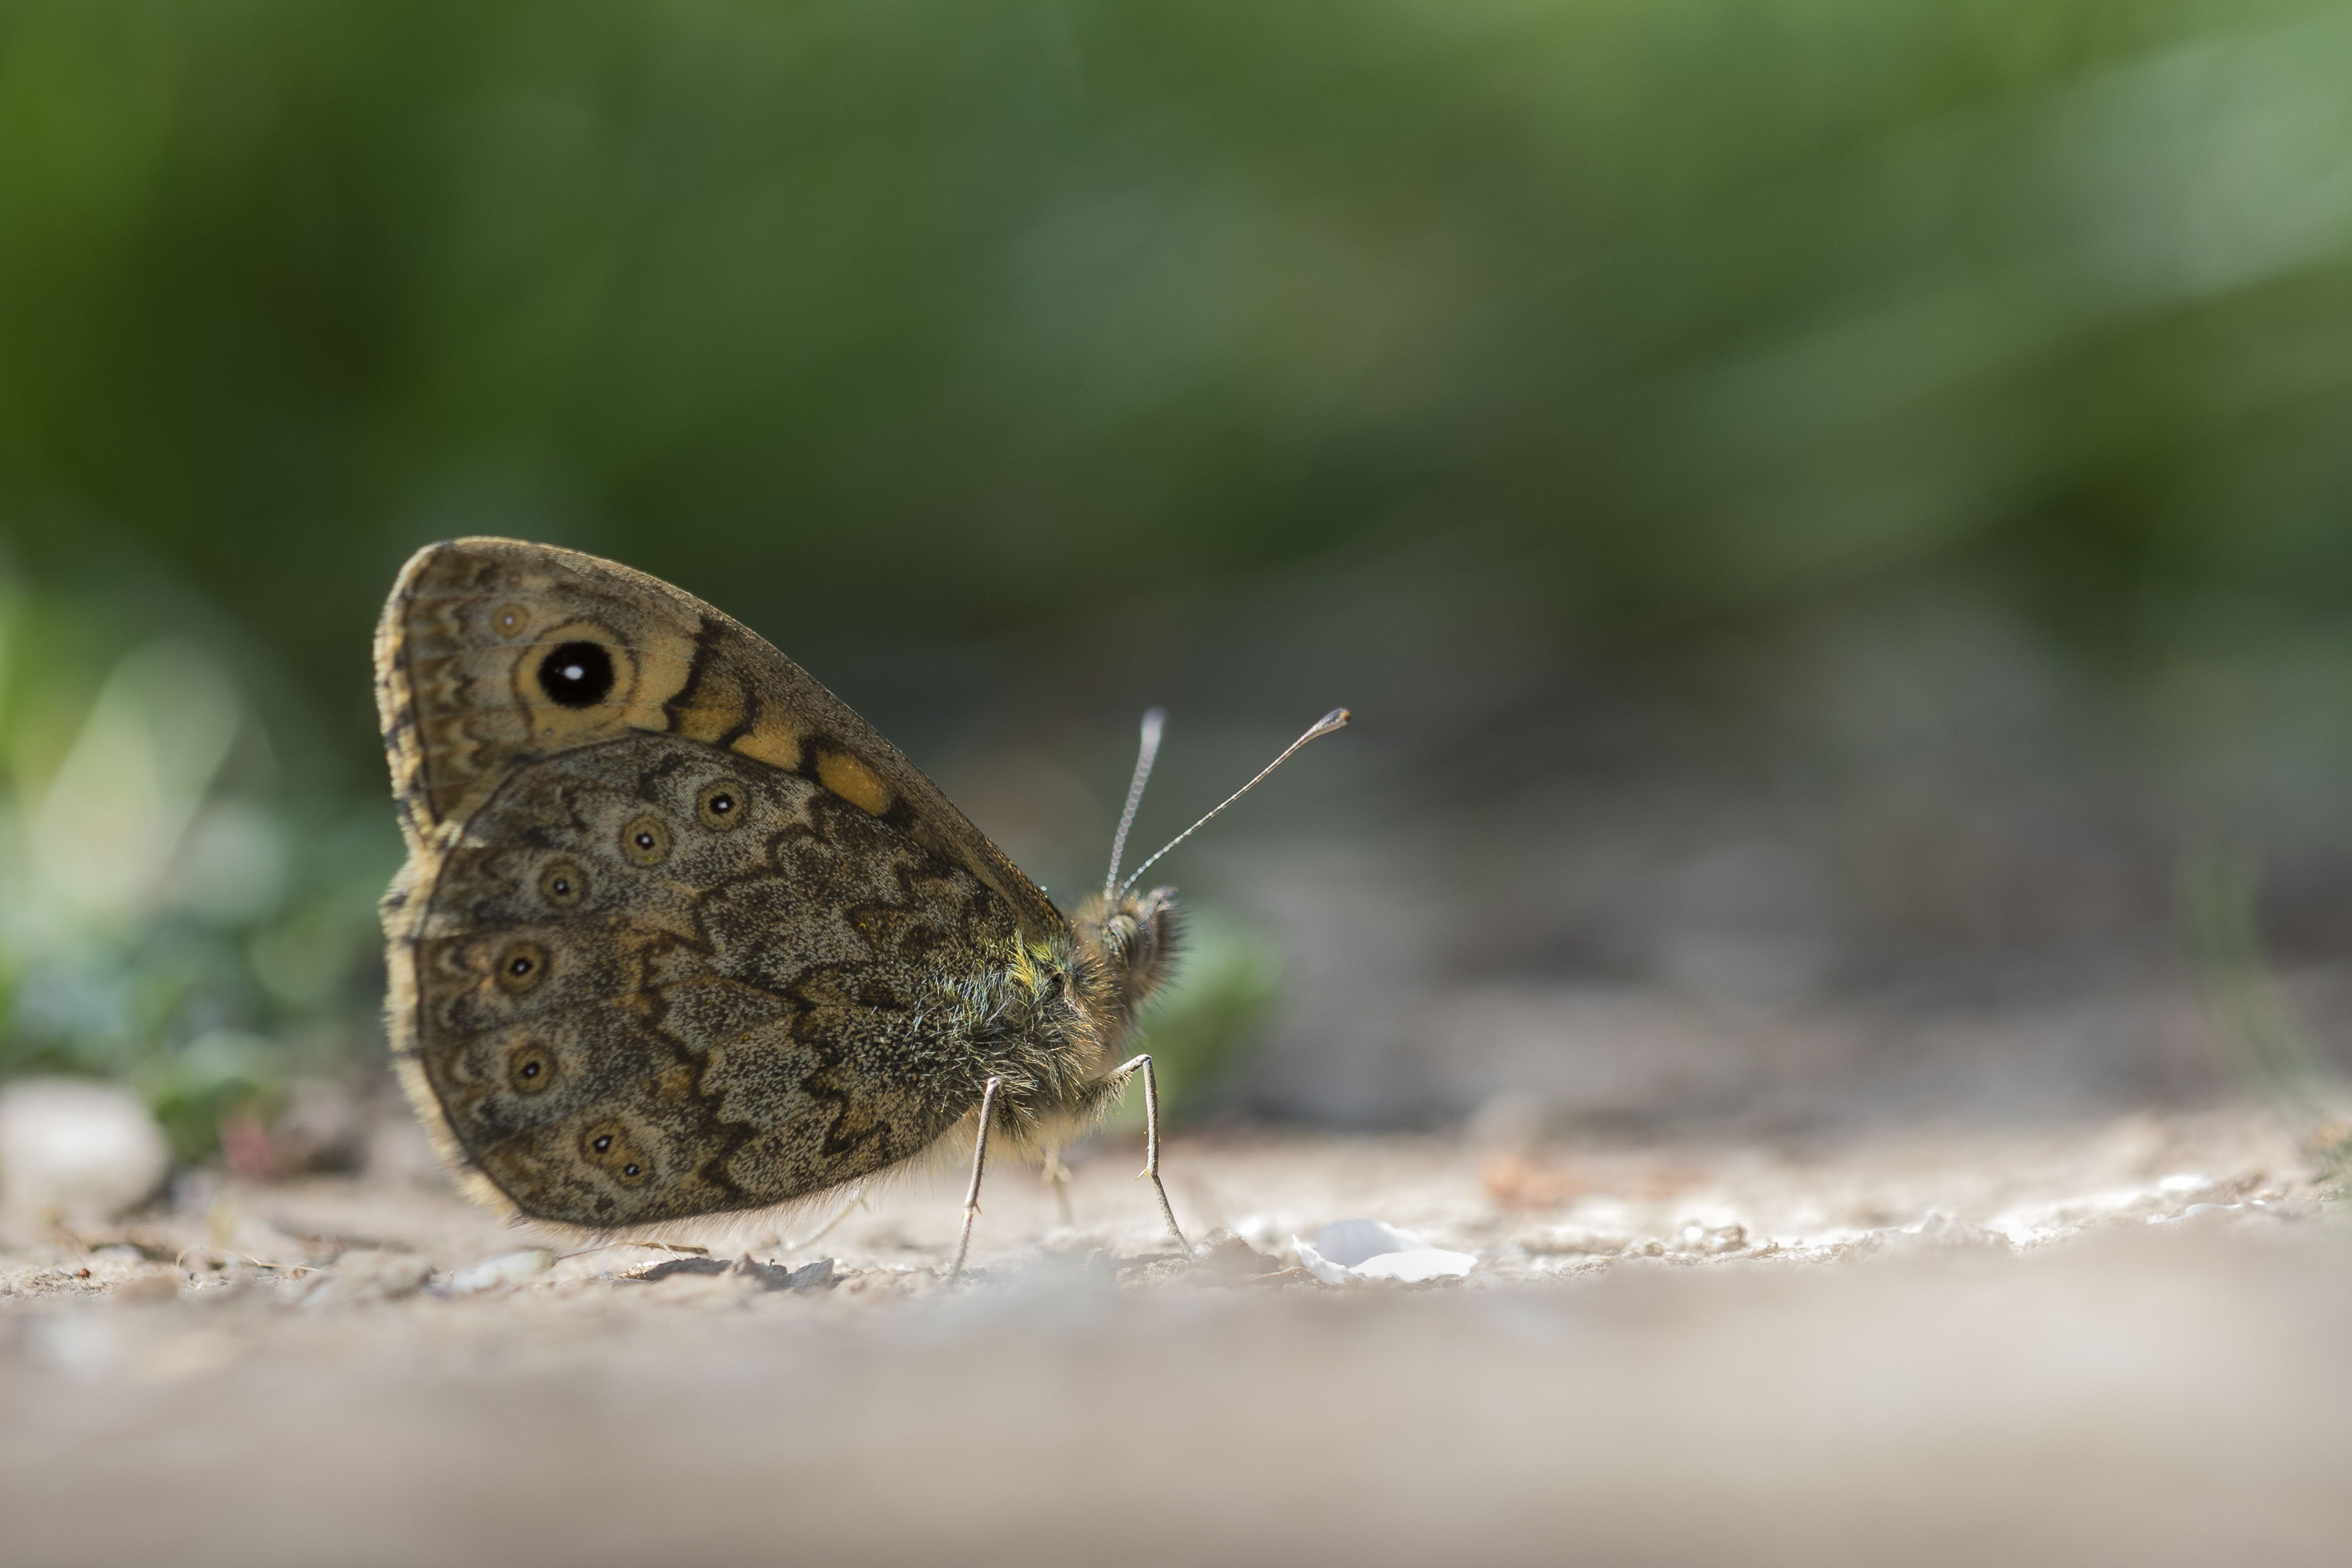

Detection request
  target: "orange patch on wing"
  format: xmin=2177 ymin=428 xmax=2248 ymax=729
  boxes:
xmin=732 ymin=710 xmax=804 ymax=773
xmin=817 ymin=751 xmax=893 ymax=817
xmin=670 ymin=669 xmax=749 ymax=743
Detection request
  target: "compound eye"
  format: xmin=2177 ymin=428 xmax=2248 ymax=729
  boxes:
xmin=696 ymin=780 xmax=745 ymax=831
xmin=620 ymin=814 xmax=672 ymax=866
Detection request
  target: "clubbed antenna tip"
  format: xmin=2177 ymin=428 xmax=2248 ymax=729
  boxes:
xmin=1116 ymin=706 xmax=1351 ymax=897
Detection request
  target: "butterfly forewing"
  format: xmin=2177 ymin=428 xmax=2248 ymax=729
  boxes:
xmin=375 ymin=537 xmax=1062 ymax=938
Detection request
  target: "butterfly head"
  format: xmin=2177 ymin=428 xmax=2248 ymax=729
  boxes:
xmin=1069 ymin=885 xmax=1181 ymax=1017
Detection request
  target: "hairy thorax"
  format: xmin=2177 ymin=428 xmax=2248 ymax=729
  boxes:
xmin=948 ymin=886 xmax=1181 ymax=1153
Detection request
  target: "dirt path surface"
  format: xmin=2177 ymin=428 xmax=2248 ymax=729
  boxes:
xmin=4 ymin=1108 xmax=2348 ymax=1566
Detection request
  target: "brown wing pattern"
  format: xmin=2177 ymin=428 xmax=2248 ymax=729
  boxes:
xmin=401 ymin=730 xmax=1020 ymax=1226
xmin=373 ymin=537 xmax=1058 ymax=1227
xmin=374 ymin=536 xmax=1062 ymax=939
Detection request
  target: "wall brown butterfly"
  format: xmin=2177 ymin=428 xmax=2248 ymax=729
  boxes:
xmin=374 ymin=538 xmax=1344 ymax=1270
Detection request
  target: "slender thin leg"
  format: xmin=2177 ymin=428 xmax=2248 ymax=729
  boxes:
xmin=947 ymin=1077 xmax=1001 ymax=1283
xmin=1042 ymin=1148 xmax=1076 ymax=1228
xmin=1111 ymin=1054 xmax=1191 ymax=1254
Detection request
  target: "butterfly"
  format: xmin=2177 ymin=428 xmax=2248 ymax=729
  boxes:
xmin=373 ymin=537 xmax=1344 ymax=1269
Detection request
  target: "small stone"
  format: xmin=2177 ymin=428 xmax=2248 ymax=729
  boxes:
xmin=630 ymin=1255 xmax=732 ymax=1283
xmin=1197 ymin=1233 xmax=1285 ymax=1281
xmin=307 ymin=1251 xmax=433 ymax=1304
xmin=1294 ymin=1220 xmax=1477 ymax=1284
xmin=445 ymin=1248 xmax=555 ymax=1294
xmin=784 ymin=1257 xmax=837 ymax=1292
xmin=1678 ymin=1222 xmax=1748 ymax=1256
xmin=635 ymin=1253 xmax=837 ymax=1293
xmin=1116 ymin=1252 xmax=1198 ymax=1288
xmin=1892 ymin=1212 xmax=2010 ymax=1252
xmin=0 ymin=1079 xmax=171 ymax=1224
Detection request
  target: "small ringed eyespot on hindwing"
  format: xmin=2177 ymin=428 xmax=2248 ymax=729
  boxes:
xmin=495 ymin=941 xmax=550 ymax=994
xmin=620 ymin=814 xmax=672 ymax=865
xmin=492 ymin=603 xmax=530 ymax=638
xmin=694 ymin=779 xmax=745 ymax=831
xmin=582 ymin=1124 xmax=651 ymax=1184
xmin=508 ymin=1043 xmax=556 ymax=1093
xmin=536 ymin=640 xmax=616 ymax=708
xmin=538 ymin=860 xmax=589 ymax=910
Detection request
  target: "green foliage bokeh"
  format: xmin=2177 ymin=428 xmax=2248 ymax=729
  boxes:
xmin=3 ymin=0 xmax=2346 ymax=718
xmin=1 ymin=0 xmax=2350 ymax=1135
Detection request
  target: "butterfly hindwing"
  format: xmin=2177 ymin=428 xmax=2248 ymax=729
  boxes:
xmin=403 ymin=731 xmax=1022 ymax=1226
xmin=374 ymin=538 xmax=1057 ymax=1228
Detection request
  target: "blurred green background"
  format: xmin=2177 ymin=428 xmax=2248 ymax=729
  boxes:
xmin=2 ymin=0 xmax=2350 ymax=1153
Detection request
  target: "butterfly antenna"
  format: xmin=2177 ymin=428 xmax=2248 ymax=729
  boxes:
xmin=1104 ymin=707 xmax=1167 ymax=899
xmin=1118 ymin=708 xmax=1350 ymax=898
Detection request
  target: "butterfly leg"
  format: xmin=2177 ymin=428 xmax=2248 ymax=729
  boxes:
xmin=947 ymin=1076 xmax=1002 ymax=1283
xmin=1109 ymin=1054 xmax=1191 ymax=1254
xmin=1042 ymin=1148 xmax=1076 ymax=1228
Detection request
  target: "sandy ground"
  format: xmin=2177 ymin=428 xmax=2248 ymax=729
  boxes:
xmin=3 ymin=1107 xmax=2348 ymax=1566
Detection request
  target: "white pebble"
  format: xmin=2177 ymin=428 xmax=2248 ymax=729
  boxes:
xmin=0 ymin=1078 xmax=171 ymax=1223
xmin=446 ymin=1249 xmax=555 ymax=1294
xmin=1293 ymin=1218 xmax=1476 ymax=1285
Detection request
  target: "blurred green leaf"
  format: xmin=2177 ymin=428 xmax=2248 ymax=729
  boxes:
xmin=1113 ymin=907 xmax=1284 ymax=1124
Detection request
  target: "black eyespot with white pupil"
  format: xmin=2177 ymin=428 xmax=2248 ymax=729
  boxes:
xmin=537 ymin=641 xmax=615 ymax=708
xmin=594 ymin=1135 xmax=612 ymax=1153
xmin=696 ymin=779 xmax=746 ymax=831
xmin=508 ymin=1043 xmax=556 ymax=1092
xmin=494 ymin=940 xmax=551 ymax=994
xmin=620 ymin=814 xmax=672 ymax=865
xmin=539 ymin=860 xmax=588 ymax=908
